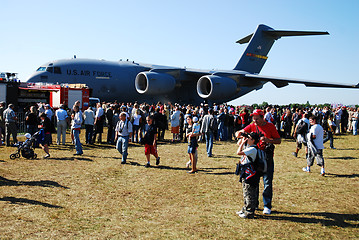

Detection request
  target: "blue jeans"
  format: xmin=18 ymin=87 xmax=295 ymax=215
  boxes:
xmin=353 ymin=120 xmax=358 ymax=135
xmin=323 ymin=131 xmax=334 ymax=148
xmin=262 ymin=160 xmax=274 ymax=209
xmin=85 ymin=124 xmax=94 ymax=144
xmin=205 ymin=132 xmax=214 ymax=157
xmin=73 ymin=129 xmax=83 ymax=154
xmin=116 ymin=135 xmax=129 ymax=162
xmin=217 ymin=122 xmax=227 ymax=141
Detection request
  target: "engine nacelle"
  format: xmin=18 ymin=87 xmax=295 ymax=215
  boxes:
xmin=197 ymin=75 xmax=237 ymax=100
xmin=135 ymin=72 xmax=176 ymax=95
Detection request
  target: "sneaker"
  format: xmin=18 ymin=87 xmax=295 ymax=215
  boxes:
xmin=321 ymin=168 xmax=325 ymax=176
xmin=237 ymin=211 xmax=254 ymax=219
xmin=156 ymin=157 xmax=160 ymax=165
xmin=263 ymin=207 xmax=271 ymax=215
xmin=121 ymin=160 xmax=126 ymax=164
xmin=145 ymin=162 xmax=150 ymax=168
xmin=43 ymin=154 xmax=50 ymax=159
xmin=186 ymin=160 xmax=192 ymax=168
xmin=236 ymin=210 xmax=244 ymax=215
xmin=74 ymin=152 xmax=83 ymax=156
xmin=292 ymin=152 xmax=297 ymax=157
xmin=330 ymin=147 xmax=336 ymax=149
xmin=302 ymin=167 xmax=310 ymax=173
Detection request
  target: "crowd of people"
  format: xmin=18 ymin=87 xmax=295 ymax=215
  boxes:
xmin=1 ymin=100 xmax=358 ymax=219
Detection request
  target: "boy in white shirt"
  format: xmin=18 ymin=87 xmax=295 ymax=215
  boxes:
xmin=236 ymin=132 xmax=261 ymax=218
xmin=303 ymin=116 xmax=325 ymax=176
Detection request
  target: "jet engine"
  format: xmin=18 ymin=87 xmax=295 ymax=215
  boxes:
xmin=135 ymin=72 xmax=176 ymax=95
xmin=197 ymin=75 xmax=237 ymax=100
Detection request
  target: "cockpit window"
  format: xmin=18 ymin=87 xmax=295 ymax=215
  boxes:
xmin=36 ymin=67 xmax=46 ymax=71
xmin=54 ymin=67 xmax=62 ymax=74
xmin=46 ymin=67 xmax=53 ymax=73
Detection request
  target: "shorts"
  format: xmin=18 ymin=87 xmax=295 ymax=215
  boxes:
xmin=171 ymin=126 xmax=180 ymax=134
xmin=145 ymin=144 xmax=157 ymax=155
xmin=42 ymin=133 xmax=52 ymax=145
xmin=296 ymin=141 xmax=307 ymax=149
xmin=187 ymin=145 xmax=197 ymax=154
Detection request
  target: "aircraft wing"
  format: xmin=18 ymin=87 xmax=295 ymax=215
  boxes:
xmin=244 ymin=74 xmax=359 ymax=89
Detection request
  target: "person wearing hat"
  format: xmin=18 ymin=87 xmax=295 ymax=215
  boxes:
xmin=45 ymin=104 xmax=54 ymax=121
xmin=236 ymin=131 xmax=261 ymax=218
xmin=235 ymin=108 xmax=281 ymax=215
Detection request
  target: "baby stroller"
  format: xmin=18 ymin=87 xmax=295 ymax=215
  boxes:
xmin=9 ymin=131 xmax=40 ymax=160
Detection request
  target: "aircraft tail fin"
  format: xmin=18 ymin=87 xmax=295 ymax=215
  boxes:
xmin=233 ymin=24 xmax=329 ymax=73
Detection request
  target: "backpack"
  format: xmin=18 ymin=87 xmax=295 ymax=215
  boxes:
xmin=249 ymin=146 xmax=267 ymax=174
xmin=235 ymin=115 xmax=242 ymax=125
xmin=296 ymin=120 xmax=309 ymax=135
xmin=209 ymin=116 xmax=218 ymax=132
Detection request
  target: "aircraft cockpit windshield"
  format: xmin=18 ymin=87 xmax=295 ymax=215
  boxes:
xmin=36 ymin=66 xmax=61 ymax=74
xmin=36 ymin=67 xmax=46 ymax=71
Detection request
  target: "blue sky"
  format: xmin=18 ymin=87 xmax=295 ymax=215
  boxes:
xmin=1 ymin=0 xmax=358 ymax=105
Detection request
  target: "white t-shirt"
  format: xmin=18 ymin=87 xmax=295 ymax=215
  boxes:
xmin=171 ymin=110 xmax=181 ymax=127
xmin=307 ymin=124 xmax=324 ymax=149
xmin=264 ymin=112 xmax=273 ymax=123
xmin=240 ymin=144 xmax=258 ymax=165
xmin=133 ymin=114 xmax=142 ymax=126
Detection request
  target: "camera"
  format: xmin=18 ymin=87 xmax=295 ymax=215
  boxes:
xmin=241 ymin=132 xmax=250 ymax=138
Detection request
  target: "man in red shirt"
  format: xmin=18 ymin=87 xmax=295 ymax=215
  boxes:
xmin=236 ymin=109 xmax=281 ymax=215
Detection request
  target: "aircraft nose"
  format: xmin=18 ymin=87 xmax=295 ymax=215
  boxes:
xmin=27 ymin=72 xmax=48 ymax=82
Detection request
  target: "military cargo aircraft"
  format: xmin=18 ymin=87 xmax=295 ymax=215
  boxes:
xmin=27 ymin=24 xmax=359 ymax=104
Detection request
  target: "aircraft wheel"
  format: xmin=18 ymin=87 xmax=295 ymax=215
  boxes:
xmin=10 ymin=154 xmax=16 ymax=160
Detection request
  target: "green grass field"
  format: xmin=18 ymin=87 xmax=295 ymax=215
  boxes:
xmin=0 ymin=131 xmax=358 ymax=239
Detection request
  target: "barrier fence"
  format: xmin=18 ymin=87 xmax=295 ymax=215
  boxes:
xmin=16 ymin=112 xmax=27 ymax=135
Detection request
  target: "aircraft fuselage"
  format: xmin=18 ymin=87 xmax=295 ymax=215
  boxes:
xmin=27 ymin=58 xmax=205 ymax=104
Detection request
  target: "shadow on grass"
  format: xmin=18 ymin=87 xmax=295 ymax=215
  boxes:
xmin=120 ymin=162 xmax=233 ymax=173
xmin=50 ymin=157 xmax=93 ymax=162
xmin=325 ymin=173 xmax=359 ymax=178
xmin=156 ymin=165 xmax=189 ymax=171
xmin=326 ymin=156 xmax=357 ymax=160
xmin=86 ymin=155 xmax=122 ymax=160
xmin=201 ymin=167 xmax=234 ymax=175
xmin=205 ymin=171 xmax=235 ymax=175
xmin=331 ymin=148 xmax=359 ymax=151
xmin=260 ymin=211 xmax=359 ymax=228
xmin=0 ymin=176 xmax=69 ymax=188
xmin=210 ymin=154 xmax=238 ymax=159
xmin=0 ymin=196 xmax=63 ymax=209
xmin=81 ymin=143 xmax=115 ymax=150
